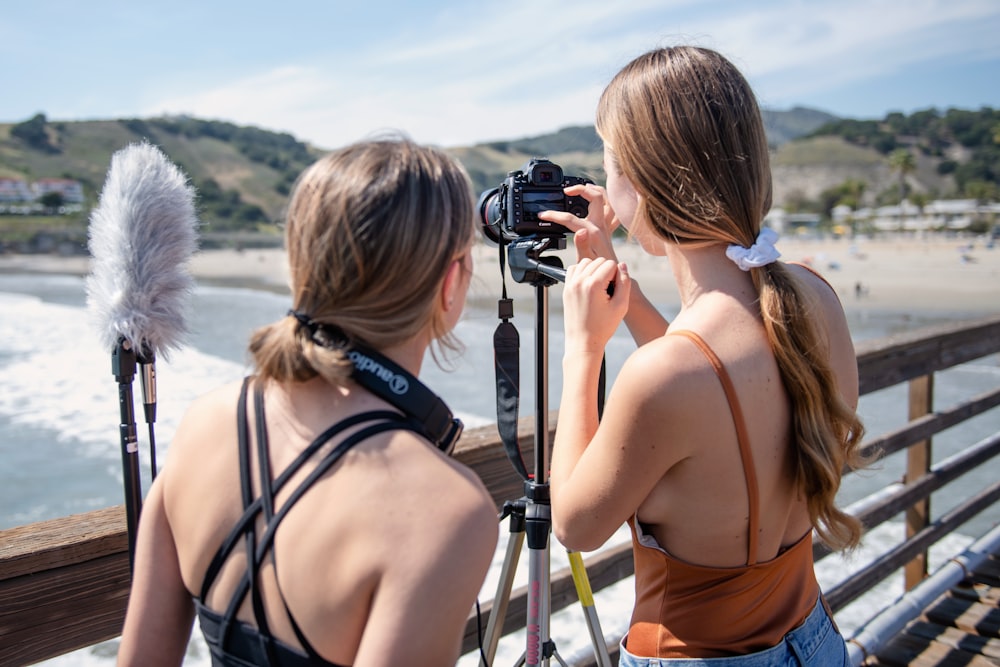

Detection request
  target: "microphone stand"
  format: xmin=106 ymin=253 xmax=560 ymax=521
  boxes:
xmin=112 ymin=337 xmax=143 ymax=573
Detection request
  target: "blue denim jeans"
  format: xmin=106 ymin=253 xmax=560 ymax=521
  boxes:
xmin=618 ymin=597 xmax=848 ymax=666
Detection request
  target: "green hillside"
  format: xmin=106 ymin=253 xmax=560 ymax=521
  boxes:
xmin=1 ymin=105 xmax=997 ymax=251
xmin=1 ymin=114 xmax=321 ymax=231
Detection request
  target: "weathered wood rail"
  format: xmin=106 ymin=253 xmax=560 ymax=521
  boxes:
xmin=2 ymin=314 xmax=999 ymax=666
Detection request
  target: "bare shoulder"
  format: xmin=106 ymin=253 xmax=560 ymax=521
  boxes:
xmin=373 ymin=430 xmax=497 ymax=534
xmin=181 ymin=379 xmax=245 ymax=421
xmin=420 ymin=439 xmax=497 ymax=534
xmin=608 ymin=333 xmax=728 ymax=448
xmin=785 ymin=262 xmax=844 ymax=314
xmin=618 ymin=332 xmax=720 ymax=398
xmin=354 ymin=430 xmax=499 ymax=582
xmin=161 ymin=379 xmax=245 ymax=477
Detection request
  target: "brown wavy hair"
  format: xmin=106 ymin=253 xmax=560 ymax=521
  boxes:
xmin=596 ymin=46 xmax=866 ymax=550
xmin=248 ymin=135 xmax=475 ymax=386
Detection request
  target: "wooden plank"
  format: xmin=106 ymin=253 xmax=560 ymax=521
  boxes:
xmin=969 ymin=556 xmax=1000 ymax=587
xmin=0 ymin=551 xmax=130 ymax=666
xmin=904 ymin=621 xmax=1000 ymax=659
xmin=874 ymin=632 xmax=999 ymax=666
xmin=854 ymin=315 xmax=1000 ymax=394
xmin=826 ymin=480 xmax=1000 ymax=611
xmin=951 ymin=573 xmax=1000 ymax=606
xmin=857 ymin=386 xmax=1000 ymax=462
xmin=0 ymin=505 xmax=127 ymax=580
xmin=870 ymin=549 xmax=1000 ymax=667
xmin=924 ymin=596 xmax=1000 ymax=638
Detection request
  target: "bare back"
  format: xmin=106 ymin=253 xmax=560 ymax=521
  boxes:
xmin=551 ymin=256 xmax=857 ymax=564
xmin=160 ymin=376 xmax=497 ymax=666
xmin=636 ymin=263 xmax=857 ymax=567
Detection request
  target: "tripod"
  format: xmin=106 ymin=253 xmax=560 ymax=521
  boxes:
xmin=480 ymin=236 xmax=612 ymax=667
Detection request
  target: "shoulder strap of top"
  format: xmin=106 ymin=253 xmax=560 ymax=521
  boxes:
xmin=249 ymin=382 xmax=280 ymax=663
xmin=199 ymin=376 xmax=422 ymax=663
xmin=667 ymin=330 xmax=761 ymax=566
xmin=200 ymin=405 xmax=407 ymax=601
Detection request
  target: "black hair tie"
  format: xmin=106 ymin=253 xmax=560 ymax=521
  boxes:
xmin=288 ymin=309 xmax=316 ymax=333
xmin=287 ymin=309 xmax=352 ymax=349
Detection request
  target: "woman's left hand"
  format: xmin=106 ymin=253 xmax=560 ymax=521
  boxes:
xmin=562 ymin=257 xmax=631 ymax=355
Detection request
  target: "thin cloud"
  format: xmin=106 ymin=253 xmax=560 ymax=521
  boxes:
xmin=127 ymin=0 xmax=1000 ymax=147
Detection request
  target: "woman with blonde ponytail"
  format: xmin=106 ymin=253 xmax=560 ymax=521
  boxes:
xmin=119 ymin=136 xmax=497 ymax=667
xmin=545 ymin=47 xmax=864 ymax=665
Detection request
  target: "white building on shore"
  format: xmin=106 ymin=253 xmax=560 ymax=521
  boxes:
xmin=0 ymin=177 xmax=86 ymax=214
xmin=855 ymin=199 xmax=998 ymax=232
xmin=769 ymin=199 xmax=1000 ymax=236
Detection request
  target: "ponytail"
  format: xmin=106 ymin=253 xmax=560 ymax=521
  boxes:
xmin=753 ymin=263 xmax=866 ymax=550
xmin=248 ymin=315 xmax=353 ymax=386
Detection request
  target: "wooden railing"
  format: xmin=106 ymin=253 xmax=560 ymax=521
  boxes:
xmin=2 ymin=314 xmax=999 ymax=666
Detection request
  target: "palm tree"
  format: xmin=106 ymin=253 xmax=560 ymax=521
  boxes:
xmin=888 ymin=148 xmax=916 ymax=231
xmin=843 ymin=178 xmax=867 ymax=210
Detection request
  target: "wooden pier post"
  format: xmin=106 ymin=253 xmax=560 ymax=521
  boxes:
xmin=905 ymin=373 xmax=934 ymax=589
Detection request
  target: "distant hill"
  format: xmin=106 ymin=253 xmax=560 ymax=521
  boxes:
xmin=0 ymin=114 xmax=321 ymax=232
xmin=762 ymin=106 xmax=839 ymax=146
xmin=1 ymin=105 xmax=996 ymax=243
xmin=773 ymin=106 xmax=1000 ymax=207
xmin=456 ymin=106 xmax=838 ymax=196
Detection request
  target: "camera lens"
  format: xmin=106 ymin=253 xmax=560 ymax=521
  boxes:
xmin=477 ymin=188 xmax=503 ymax=244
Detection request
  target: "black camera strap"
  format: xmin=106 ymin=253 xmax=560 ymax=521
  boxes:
xmin=292 ymin=311 xmax=463 ymax=456
xmin=491 ymin=241 xmax=611 ymax=482
xmin=346 ymin=344 xmax=463 ymax=456
xmin=494 ymin=242 xmax=530 ymax=481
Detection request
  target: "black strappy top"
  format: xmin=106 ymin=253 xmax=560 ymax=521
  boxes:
xmin=194 ymin=377 xmax=422 ymax=667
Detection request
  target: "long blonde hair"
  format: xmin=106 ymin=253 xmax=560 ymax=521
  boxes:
xmin=249 ymin=136 xmax=475 ymax=386
xmin=597 ymin=46 xmax=866 ymax=550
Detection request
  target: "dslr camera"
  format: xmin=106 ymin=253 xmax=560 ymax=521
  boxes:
xmin=478 ymin=158 xmax=592 ymax=243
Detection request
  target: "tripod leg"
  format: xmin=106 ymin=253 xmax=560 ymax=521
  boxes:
xmin=525 ymin=539 xmax=551 ymax=667
xmin=567 ymin=551 xmax=613 ymax=667
xmin=482 ymin=515 xmax=526 ymax=666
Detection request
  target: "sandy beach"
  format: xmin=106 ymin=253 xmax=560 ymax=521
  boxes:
xmin=2 ymin=234 xmax=999 ymax=317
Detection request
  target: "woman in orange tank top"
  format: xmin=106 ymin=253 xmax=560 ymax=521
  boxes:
xmin=542 ymin=46 xmax=867 ymax=665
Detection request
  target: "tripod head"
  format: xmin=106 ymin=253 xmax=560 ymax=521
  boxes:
xmin=506 ymin=236 xmax=568 ymax=287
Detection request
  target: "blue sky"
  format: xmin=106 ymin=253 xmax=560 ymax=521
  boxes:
xmin=3 ymin=0 xmax=999 ymax=149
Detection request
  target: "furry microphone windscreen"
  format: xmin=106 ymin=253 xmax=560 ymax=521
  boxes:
xmin=86 ymin=141 xmax=199 ymax=358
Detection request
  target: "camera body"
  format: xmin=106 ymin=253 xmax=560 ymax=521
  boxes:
xmin=479 ymin=158 xmax=592 ymax=243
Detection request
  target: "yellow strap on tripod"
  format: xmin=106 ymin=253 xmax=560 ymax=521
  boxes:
xmin=568 ymin=551 xmax=596 ymax=607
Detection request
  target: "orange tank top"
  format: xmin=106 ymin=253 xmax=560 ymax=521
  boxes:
xmin=625 ymin=330 xmax=819 ymax=659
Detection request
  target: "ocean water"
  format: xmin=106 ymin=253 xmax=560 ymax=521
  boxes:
xmin=1 ymin=271 xmax=997 ymax=666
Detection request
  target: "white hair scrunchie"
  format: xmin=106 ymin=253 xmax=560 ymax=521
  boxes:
xmin=726 ymin=227 xmax=781 ymax=271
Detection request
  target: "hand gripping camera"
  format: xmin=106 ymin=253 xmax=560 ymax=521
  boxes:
xmin=478 ymin=158 xmax=592 ymax=244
